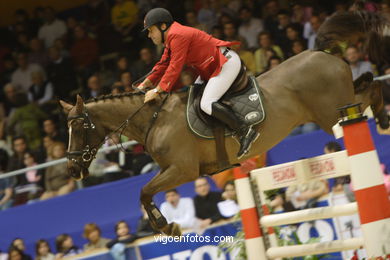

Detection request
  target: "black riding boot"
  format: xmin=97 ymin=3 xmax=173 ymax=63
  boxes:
xmin=211 ymin=102 xmax=259 ymax=158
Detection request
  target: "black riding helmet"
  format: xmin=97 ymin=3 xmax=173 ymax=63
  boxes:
xmin=143 ymin=8 xmax=173 ymax=43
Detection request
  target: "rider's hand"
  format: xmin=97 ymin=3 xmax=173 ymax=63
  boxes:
xmin=144 ymin=88 xmax=159 ymax=103
xmin=138 ymin=82 xmax=147 ymax=91
xmin=138 ymin=78 xmax=152 ymax=91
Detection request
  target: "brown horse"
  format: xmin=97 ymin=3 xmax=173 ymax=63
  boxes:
xmin=60 ymin=11 xmax=389 ymax=236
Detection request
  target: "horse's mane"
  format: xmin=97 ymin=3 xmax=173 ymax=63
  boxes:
xmin=84 ymin=91 xmax=144 ymax=104
xmin=315 ymin=11 xmax=390 ymax=63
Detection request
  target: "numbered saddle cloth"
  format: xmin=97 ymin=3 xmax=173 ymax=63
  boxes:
xmin=186 ymin=75 xmax=265 ymax=139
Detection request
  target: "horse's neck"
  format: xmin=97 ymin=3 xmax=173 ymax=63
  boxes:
xmin=86 ymin=96 xmax=156 ymax=144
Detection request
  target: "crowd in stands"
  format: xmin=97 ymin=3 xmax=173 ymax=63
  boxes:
xmin=1 ymin=0 xmax=390 ymax=258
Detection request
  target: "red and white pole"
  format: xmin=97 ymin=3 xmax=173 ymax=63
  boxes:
xmin=234 ymin=171 xmax=268 ymax=260
xmin=339 ymin=104 xmax=390 ymax=258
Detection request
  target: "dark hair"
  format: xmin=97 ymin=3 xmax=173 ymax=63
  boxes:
xmin=277 ymin=9 xmax=290 ymax=16
xmin=324 ymin=141 xmax=342 ymax=152
xmin=35 ymin=239 xmax=52 ymax=256
xmin=8 ymin=246 xmax=24 ymax=258
xmin=23 ymin=151 xmax=37 ymax=161
xmin=115 ymin=220 xmax=129 ymax=233
xmin=165 ymin=189 xmax=178 ymax=195
xmin=286 ymin=23 xmax=303 ymax=35
xmin=55 ymin=234 xmax=70 ymax=253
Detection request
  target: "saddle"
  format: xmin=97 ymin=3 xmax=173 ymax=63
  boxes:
xmin=186 ymin=64 xmax=266 ymax=171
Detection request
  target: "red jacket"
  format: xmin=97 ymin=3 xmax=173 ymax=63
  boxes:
xmin=147 ymin=22 xmax=239 ymax=92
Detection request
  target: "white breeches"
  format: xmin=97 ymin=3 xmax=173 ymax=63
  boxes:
xmin=200 ymin=47 xmax=241 ymax=115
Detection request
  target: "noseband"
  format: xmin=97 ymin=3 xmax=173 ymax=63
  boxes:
xmin=66 ymin=108 xmax=99 ymax=171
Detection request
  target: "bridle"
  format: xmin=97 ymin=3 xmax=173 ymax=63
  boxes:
xmin=65 ymin=91 xmax=169 ymax=175
xmin=66 ymin=108 xmax=101 ymax=172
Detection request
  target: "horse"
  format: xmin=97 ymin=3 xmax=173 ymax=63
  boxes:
xmin=60 ymin=11 xmax=390 ymax=236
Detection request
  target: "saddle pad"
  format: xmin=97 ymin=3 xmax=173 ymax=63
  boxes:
xmin=186 ymin=76 xmax=265 ymax=139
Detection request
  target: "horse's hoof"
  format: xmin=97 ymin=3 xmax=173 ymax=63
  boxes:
xmin=161 ymin=222 xmax=182 ymax=236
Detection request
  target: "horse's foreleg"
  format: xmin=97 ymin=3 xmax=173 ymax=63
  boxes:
xmin=140 ymin=164 xmax=199 ymax=236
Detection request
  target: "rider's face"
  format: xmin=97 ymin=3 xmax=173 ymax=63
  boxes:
xmin=148 ymin=25 xmax=162 ymax=45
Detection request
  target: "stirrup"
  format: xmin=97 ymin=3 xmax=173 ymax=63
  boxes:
xmin=237 ymin=127 xmax=259 ymax=159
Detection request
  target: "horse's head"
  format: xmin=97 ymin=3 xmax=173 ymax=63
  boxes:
xmin=60 ymin=95 xmax=103 ymax=181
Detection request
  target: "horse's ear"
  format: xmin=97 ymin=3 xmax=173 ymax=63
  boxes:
xmin=59 ymin=100 xmax=73 ymax=115
xmin=75 ymin=94 xmax=84 ymax=114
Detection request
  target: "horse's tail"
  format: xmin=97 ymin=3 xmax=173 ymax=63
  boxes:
xmin=315 ymin=11 xmax=390 ymax=63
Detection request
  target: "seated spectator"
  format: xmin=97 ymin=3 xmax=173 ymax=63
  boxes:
xmin=0 ymin=148 xmax=13 ymax=210
xmin=238 ymin=6 xmax=264 ymax=50
xmin=38 ymin=7 xmax=67 ymax=48
xmin=70 ymin=25 xmax=99 ymax=73
xmin=304 ymin=14 xmax=323 ymax=50
xmin=160 ymin=189 xmax=197 ymax=229
xmin=120 ymin=71 xmax=133 ymax=92
xmin=46 ymin=46 xmax=78 ymax=100
xmin=83 ymin=223 xmax=110 ymax=251
xmin=106 ymin=220 xmax=137 ymax=260
xmin=185 ymin=10 xmax=207 ymax=32
xmin=345 ymin=45 xmax=374 ymax=80
xmin=285 ymin=23 xmax=305 ymax=57
xmin=53 ymin=38 xmax=69 ymax=58
xmin=7 ymin=247 xmax=25 ymax=260
xmin=286 ymin=179 xmax=329 ymax=210
xmin=217 ymin=181 xmax=240 ymax=218
xmin=193 ymin=177 xmax=223 ymax=229
xmin=113 ymin=56 xmax=130 ymax=81
xmin=266 ymin=55 xmax=282 ymax=71
xmin=7 ymin=136 xmax=29 ymax=186
xmin=42 ymin=119 xmax=67 ymax=144
xmin=274 ymin=9 xmax=292 ymax=53
xmin=131 ymin=48 xmax=156 ymax=80
xmin=40 ymin=142 xmax=75 ymax=200
xmin=35 ymin=239 xmax=55 ymax=260
xmin=28 ymin=38 xmax=48 ymax=68
xmin=21 ymin=152 xmax=44 ymax=201
xmin=222 ymin=22 xmax=247 ymax=49
xmin=136 ymin=205 xmax=157 ymax=238
xmin=210 ymin=25 xmax=223 ymax=39
xmin=111 ymin=82 xmax=125 ymax=95
xmin=83 ymin=74 xmax=109 ymax=100
xmin=27 ymin=71 xmax=54 ymax=106
xmin=290 ymin=39 xmax=306 ymax=57
xmin=2 ymin=83 xmax=20 ymax=117
xmin=7 ymin=92 xmax=47 ymax=150
xmin=11 ymin=52 xmax=45 ymax=92
xmin=254 ymin=32 xmax=284 ymax=75
xmin=9 ymin=238 xmax=32 ymax=260
xmin=55 ymin=234 xmax=82 ymax=258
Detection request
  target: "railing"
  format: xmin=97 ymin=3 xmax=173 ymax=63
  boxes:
xmin=0 ymin=140 xmax=138 ymax=180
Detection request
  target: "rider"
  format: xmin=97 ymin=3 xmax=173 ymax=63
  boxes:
xmin=138 ymin=8 xmax=259 ymax=158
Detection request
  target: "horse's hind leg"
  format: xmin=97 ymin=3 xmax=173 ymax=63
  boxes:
xmin=140 ymin=164 xmax=199 ymax=236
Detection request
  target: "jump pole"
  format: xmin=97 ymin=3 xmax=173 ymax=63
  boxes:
xmin=234 ymin=170 xmax=267 ymax=260
xmin=338 ymin=103 xmax=390 ymax=257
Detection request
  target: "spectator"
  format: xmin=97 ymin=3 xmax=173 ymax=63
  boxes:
xmin=382 ymin=65 xmax=390 ymax=110
xmin=160 ymin=189 xmax=197 ymax=229
xmin=35 ymin=239 xmax=55 ymax=260
xmin=0 ymin=149 xmax=13 ymax=211
xmin=254 ymin=32 xmax=284 ymax=75
xmin=0 ymin=54 xmax=17 ymax=88
xmin=15 ymin=32 xmax=30 ymax=53
xmin=304 ymin=14 xmax=323 ymax=50
xmin=185 ymin=10 xmax=207 ymax=32
xmin=193 ymin=177 xmax=223 ymax=229
xmin=42 ymin=119 xmax=67 ymax=144
xmin=70 ymin=25 xmax=99 ymax=73
xmin=106 ymin=220 xmax=137 ymax=260
xmin=286 ymin=178 xmax=329 ymax=210
xmin=85 ymin=0 xmax=111 ymax=35
xmin=263 ymin=0 xmax=280 ymax=36
xmin=210 ymin=25 xmax=223 ymax=39
xmin=83 ymin=74 xmax=109 ymax=100
xmin=238 ymin=6 xmax=264 ymax=50
xmin=136 ymin=205 xmax=156 ymax=238
xmin=55 ymin=234 xmax=82 ymax=258
xmin=217 ymin=181 xmax=239 ymax=218
xmin=27 ymin=70 xmax=54 ymax=106
xmin=30 ymin=7 xmax=45 ymax=36
xmin=38 ymin=7 xmax=67 ymax=48
xmin=28 ymin=38 xmax=49 ymax=67
xmin=7 ymin=247 xmax=25 ymax=260
xmin=274 ymin=9 xmax=292 ymax=53
xmin=345 ymin=45 xmax=373 ymax=80
xmin=2 ymin=83 xmax=19 ymax=117
xmin=9 ymin=238 xmax=32 ymax=260
xmin=290 ymin=39 xmax=306 ymax=58
xmin=46 ymin=46 xmax=78 ymax=100
xmin=266 ymin=55 xmax=282 ymax=71
xmin=114 ymin=56 xmax=130 ymax=81
xmin=285 ymin=23 xmax=305 ymax=57
xmin=197 ymin=0 xmax=217 ymax=31
xmin=40 ymin=142 xmax=75 ymax=200
xmin=235 ymin=43 xmax=256 ymax=74
xmin=223 ymin=22 xmax=246 ymax=48
xmin=111 ymin=0 xmax=139 ymax=40
xmin=120 ymin=71 xmax=133 ymax=92
xmin=11 ymin=52 xmax=45 ymax=92
xmin=7 ymin=136 xmax=29 ymax=186
xmin=7 ymin=92 xmax=47 ymax=150
xmin=53 ymin=38 xmax=69 ymax=58
xmin=111 ymin=82 xmax=125 ymax=95
xmin=22 ymin=152 xmax=44 ymax=192
xmin=83 ymin=223 xmax=110 ymax=251
xmin=132 ymin=48 xmax=156 ymax=80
